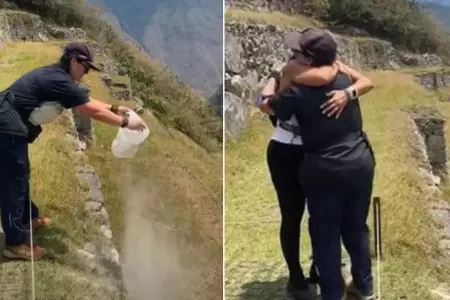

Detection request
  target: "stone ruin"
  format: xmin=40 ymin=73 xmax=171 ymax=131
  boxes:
xmin=409 ymin=107 xmax=448 ymax=181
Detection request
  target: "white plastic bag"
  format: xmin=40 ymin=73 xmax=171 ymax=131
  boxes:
xmin=111 ymin=110 xmax=150 ymax=158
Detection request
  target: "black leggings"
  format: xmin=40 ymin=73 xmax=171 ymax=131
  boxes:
xmin=267 ymin=139 xmax=318 ymax=288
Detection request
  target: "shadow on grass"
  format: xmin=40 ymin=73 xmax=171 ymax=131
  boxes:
xmin=238 ymin=277 xmax=359 ymax=300
xmin=238 ymin=277 xmax=289 ymax=300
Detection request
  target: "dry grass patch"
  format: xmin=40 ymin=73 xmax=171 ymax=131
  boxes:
xmin=225 ymin=9 xmax=323 ymax=28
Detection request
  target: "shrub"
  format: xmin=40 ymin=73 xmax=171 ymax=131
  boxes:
xmin=325 ymin=0 xmax=450 ymax=57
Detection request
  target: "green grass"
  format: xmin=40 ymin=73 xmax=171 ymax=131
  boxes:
xmin=225 ymin=70 xmax=450 ymax=299
xmin=225 ymin=9 xmax=324 ymax=28
xmin=110 ymin=75 xmax=130 ymax=86
xmin=0 ymin=41 xmax=222 ymax=299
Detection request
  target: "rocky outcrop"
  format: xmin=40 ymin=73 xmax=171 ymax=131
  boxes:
xmin=224 ymin=21 xmax=443 ymax=139
xmin=0 ymin=11 xmax=10 ymax=45
xmin=225 ymin=0 xmax=325 ymax=16
xmin=0 ymin=10 xmax=87 ymax=43
xmin=101 ymin=74 xmax=133 ymax=101
xmin=207 ymin=84 xmax=223 ymax=117
xmin=415 ymin=71 xmax=450 ymax=90
xmin=72 ymin=84 xmax=95 ymax=150
xmin=409 ymin=107 xmax=448 ymax=180
xmin=225 ymin=92 xmax=248 ymax=139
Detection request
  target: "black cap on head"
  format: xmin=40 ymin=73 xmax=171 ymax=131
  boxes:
xmin=284 ymin=28 xmax=337 ymax=66
xmin=63 ymin=43 xmax=101 ymax=72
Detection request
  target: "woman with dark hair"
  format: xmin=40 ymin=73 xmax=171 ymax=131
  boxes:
xmin=258 ymin=28 xmax=375 ymax=300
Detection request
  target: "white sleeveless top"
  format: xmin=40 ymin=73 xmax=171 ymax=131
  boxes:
xmin=270 ymin=115 xmax=303 ymax=145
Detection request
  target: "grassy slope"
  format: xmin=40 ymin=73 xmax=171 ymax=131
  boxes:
xmin=225 ymin=9 xmax=323 ymax=28
xmin=0 ymin=42 xmax=222 ymax=299
xmin=225 ymin=11 xmax=450 ymax=300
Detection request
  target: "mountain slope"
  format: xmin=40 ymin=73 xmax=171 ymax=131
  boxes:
xmin=89 ymin=0 xmax=223 ymax=97
xmin=426 ymin=2 xmax=450 ymax=29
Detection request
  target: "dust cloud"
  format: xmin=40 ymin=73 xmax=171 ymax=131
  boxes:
xmin=120 ymin=171 xmax=196 ymax=300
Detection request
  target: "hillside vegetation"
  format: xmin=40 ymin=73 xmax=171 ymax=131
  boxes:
xmin=1 ymin=0 xmax=222 ymax=151
xmin=232 ymin=0 xmax=450 ymax=60
xmin=225 ymin=6 xmax=450 ymax=300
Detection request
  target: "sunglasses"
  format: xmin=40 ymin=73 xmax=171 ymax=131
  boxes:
xmin=76 ymin=58 xmax=91 ymax=74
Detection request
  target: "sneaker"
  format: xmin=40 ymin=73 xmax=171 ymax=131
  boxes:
xmin=306 ymin=278 xmax=319 ymax=297
xmin=3 ymin=244 xmax=47 ymax=261
xmin=287 ymin=281 xmax=315 ymax=300
xmin=347 ymin=282 xmax=374 ymax=300
xmin=31 ymin=217 xmax=52 ymax=230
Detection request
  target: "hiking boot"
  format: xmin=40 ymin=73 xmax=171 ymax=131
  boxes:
xmin=287 ymin=281 xmax=315 ymax=300
xmin=30 ymin=217 xmax=52 ymax=230
xmin=347 ymin=282 xmax=374 ymax=300
xmin=3 ymin=244 xmax=47 ymax=261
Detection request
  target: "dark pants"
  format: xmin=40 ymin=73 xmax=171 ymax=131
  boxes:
xmin=0 ymin=133 xmax=40 ymax=247
xmin=267 ymin=140 xmax=318 ymax=288
xmin=306 ymin=163 xmax=374 ymax=300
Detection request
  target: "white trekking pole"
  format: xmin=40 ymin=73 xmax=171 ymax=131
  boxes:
xmin=373 ymin=197 xmax=382 ymax=300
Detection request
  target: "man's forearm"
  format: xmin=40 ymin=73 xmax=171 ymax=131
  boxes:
xmin=75 ymin=100 xmax=124 ymax=127
xmin=351 ymin=77 xmax=374 ymax=98
xmin=90 ymin=98 xmax=113 ymax=110
xmin=89 ymin=110 xmax=124 ymax=127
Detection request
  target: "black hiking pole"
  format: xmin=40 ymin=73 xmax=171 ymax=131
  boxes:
xmin=373 ymin=196 xmax=382 ymax=260
xmin=373 ymin=196 xmax=382 ymax=299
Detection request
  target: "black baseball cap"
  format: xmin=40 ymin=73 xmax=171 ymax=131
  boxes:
xmin=284 ymin=28 xmax=337 ymax=66
xmin=63 ymin=43 xmax=101 ymax=72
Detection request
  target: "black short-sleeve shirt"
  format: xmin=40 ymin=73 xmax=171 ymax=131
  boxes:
xmin=0 ymin=64 xmax=89 ymax=138
xmin=269 ymin=72 xmax=375 ymax=190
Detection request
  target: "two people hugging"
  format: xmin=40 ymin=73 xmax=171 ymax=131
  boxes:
xmin=256 ymin=28 xmax=376 ymax=300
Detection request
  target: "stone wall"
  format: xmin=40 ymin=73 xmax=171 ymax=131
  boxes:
xmin=59 ymin=109 xmax=123 ymax=296
xmin=416 ymin=72 xmax=450 ymax=90
xmin=225 ymin=0 xmax=320 ymax=15
xmin=224 ymin=21 xmax=443 ymax=139
xmin=0 ymin=10 xmax=87 ymax=43
xmin=0 ymin=11 xmax=10 ymax=45
xmin=226 ymin=22 xmax=442 ymax=85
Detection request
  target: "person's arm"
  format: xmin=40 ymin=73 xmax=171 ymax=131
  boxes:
xmin=75 ymin=100 xmax=125 ymax=127
xmin=48 ymin=75 xmax=131 ymax=127
xmin=259 ymin=88 xmax=298 ymax=121
xmin=256 ymin=74 xmax=279 ymax=114
xmin=336 ymin=61 xmax=374 ymax=97
xmin=88 ymin=98 xmax=132 ymax=116
xmin=283 ymin=63 xmax=339 ymax=90
xmin=321 ymin=62 xmax=375 ymax=118
xmin=52 ymin=82 xmax=126 ymax=127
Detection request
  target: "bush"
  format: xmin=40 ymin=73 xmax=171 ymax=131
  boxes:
xmin=324 ymin=0 xmax=450 ymax=57
xmin=8 ymin=0 xmax=222 ymax=151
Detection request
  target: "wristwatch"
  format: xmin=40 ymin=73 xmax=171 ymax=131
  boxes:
xmin=121 ymin=115 xmax=129 ymax=128
xmin=345 ymin=86 xmax=358 ymax=100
